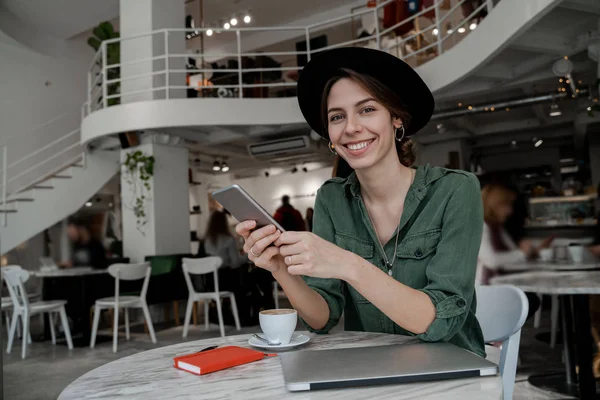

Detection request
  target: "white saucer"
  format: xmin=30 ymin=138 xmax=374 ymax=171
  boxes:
xmin=248 ymin=332 xmax=310 ymax=350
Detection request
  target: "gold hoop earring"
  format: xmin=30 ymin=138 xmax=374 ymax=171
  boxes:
xmin=328 ymin=141 xmax=337 ymax=154
xmin=395 ymin=126 xmax=405 ymax=142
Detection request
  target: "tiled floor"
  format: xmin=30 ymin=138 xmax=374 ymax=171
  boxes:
xmin=2 ymin=304 xmax=578 ymax=400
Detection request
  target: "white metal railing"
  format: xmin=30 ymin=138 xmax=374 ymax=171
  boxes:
xmin=83 ymin=0 xmax=499 ymax=115
xmin=0 ymin=112 xmax=84 ymax=226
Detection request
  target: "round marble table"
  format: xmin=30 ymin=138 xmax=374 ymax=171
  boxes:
xmin=491 ymin=271 xmax=600 ymax=399
xmin=58 ymin=332 xmax=502 ymax=400
xmin=500 ymin=261 xmax=600 ymax=273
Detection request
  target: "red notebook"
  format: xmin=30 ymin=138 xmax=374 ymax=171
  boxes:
xmin=173 ymin=346 xmax=268 ymax=376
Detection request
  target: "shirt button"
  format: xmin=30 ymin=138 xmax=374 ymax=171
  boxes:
xmin=457 ymin=299 xmax=466 ymax=307
xmin=414 ymin=249 xmax=423 ymax=257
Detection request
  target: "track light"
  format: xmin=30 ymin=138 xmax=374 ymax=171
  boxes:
xmin=206 ymin=29 xmax=213 ymax=36
xmin=244 ymin=15 xmax=251 ymax=23
xmin=432 ymin=28 xmax=438 ymax=36
xmin=230 ymin=18 xmax=238 ymax=26
xmin=221 ymin=162 xmax=229 ymax=172
xmin=85 ymin=201 xmax=92 ymax=207
xmin=213 ymin=161 xmax=221 ymax=171
xmin=224 ymin=22 xmax=230 ymax=29
xmin=469 ymin=23 xmax=477 ymax=30
xmin=264 ymin=171 xmax=270 ymax=177
xmin=534 ymin=139 xmax=543 ymax=148
xmin=302 ymin=167 xmax=308 ymax=173
xmin=291 ymin=167 xmax=298 ymax=173
xmin=458 ymin=27 xmax=466 ymax=33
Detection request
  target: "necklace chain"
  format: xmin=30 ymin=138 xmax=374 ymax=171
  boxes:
xmin=364 ymin=169 xmax=415 ymax=276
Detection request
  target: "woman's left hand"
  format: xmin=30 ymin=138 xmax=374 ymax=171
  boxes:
xmin=275 ymin=231 xmax=355 ymax=280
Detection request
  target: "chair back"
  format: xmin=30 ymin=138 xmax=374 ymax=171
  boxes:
xmin=182 ymin=257 xmax=222 ymax=295
xmin=1 ymin=266 xmax=31 ymax=311
xmin=108 ymin=263 xmax=151 ymax=300
xmin=475 ymin=284 xmax=528 ymax=400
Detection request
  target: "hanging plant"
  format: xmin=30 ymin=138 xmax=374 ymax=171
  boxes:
xmin=122 ymin=150 xmax=155 ymax=234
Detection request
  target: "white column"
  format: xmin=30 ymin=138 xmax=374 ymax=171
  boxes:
xmin=121 ymin=141 xmax=189 ymax=262
xmin=119 ymin=0 xmax=186 ymax=103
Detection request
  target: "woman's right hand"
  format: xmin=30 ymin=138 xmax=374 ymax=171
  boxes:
xmin=235 ymin=221 xmax=285 ymax=273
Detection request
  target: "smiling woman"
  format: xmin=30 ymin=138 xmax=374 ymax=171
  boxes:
xmin=235 ymin=47 xmax=487 ymax=359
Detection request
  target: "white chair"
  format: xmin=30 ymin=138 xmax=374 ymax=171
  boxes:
xmin=90 ymin=263 xmax=156 ymax=353
xmin=533 ymin=294 xmax=560 ymax=348
xmin=181 ymin=257 xmax=241 ymax=338
xmin=2 ymin=265 xmax=73 ymax=359
xmin=476 ymin=284 xmax=528 ymax=400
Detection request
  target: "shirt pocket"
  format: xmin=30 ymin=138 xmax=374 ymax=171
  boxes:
xmin=396 ymin=229 xmax=442 ymax=288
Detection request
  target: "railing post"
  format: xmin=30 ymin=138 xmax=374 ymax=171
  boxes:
xmin=305 ymin=28 xmax=311 ymax=62
xmin=2 ymin=145 xmax=7 ymax=227
xmin=102 ymin=41 xmax=108 ymax=109
xmin=87 ymin=70 xmax=92 ymax=115
xmin=165 ymin=31 xmax=170 ymax=99
xmin=435 ymin=0 xmax=443 ymax=55
xmin=373 ymin=8 xmax=381 ymax=50
xmin=236 ymin=30 xmax=243 ymax=98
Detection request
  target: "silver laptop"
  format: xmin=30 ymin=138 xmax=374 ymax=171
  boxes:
xmin=280 ymin=341 xmax=498 ymax=391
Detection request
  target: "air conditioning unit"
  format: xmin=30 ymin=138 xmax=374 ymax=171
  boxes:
xmin=247 ymin=136 xmax=310 ymax=158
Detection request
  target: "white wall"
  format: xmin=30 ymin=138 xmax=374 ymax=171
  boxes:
xmin=415 ymin=139 xmax=463 ymax=168
xmin=235 ymin=167 xmax=333 ymax=218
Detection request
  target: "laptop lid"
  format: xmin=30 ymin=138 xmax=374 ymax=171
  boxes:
xmin=280 ymin=341 xmax=498 ymax=391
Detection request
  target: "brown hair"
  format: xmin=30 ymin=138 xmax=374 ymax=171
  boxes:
xmin=481 ymin=183 xmax=517 ymax=225
xmin=205 ymin=210 xmax=231 ymax=244
xmin=321 ymin=68 xmax=415 ymax=168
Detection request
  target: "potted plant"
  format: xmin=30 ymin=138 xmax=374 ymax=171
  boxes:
xmin=88 ymin=22 xmax=121 ymax=106
xmin=122 ymin=150 xmax=155 ymax=234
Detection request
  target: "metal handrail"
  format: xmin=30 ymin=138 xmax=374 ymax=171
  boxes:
xmin=86 ymin=0 xmax=500 ymax=111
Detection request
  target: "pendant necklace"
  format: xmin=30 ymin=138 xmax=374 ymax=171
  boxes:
xmin=364 ymin=168 xmax=415 ymax=277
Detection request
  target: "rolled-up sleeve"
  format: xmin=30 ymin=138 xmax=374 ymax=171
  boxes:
xmin=416 ymin=174 xmax=483 ymax=342
xmin=300 ymin=191 xmax=345 ymax=333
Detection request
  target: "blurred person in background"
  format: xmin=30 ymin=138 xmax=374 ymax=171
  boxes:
xmin=477 ymin=182 xmax=552 ymax=318
xmin=589 ymin=183 xmax=600 ymax=259
xmin=273 ymin=195 xmax=306 ymax=231
xmin=60 ymin=217 xmax=107 ymax=269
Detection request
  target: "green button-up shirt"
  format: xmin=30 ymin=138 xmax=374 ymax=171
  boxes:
xmin=302 ymin=164 xmax=486 ymax=358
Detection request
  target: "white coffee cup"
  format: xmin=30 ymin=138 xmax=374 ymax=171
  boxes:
xmin=568 ymin=245 xmax=584 ymax=264
xmin=539 ymin=248 xmax=554 ymax=262
xmin=259 ymin=309 xmax=297 ymax=345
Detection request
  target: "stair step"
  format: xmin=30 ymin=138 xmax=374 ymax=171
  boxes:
xmin=0 ymin=209 xmax=17 ymax=214
xmin=53 ymin=175 xmax=72 ymax=179
xmin=33 ymin=185 xmax=53 ymax=190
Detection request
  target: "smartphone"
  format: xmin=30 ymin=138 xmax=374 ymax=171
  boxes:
xmin=211 ymin=185 xmax=285 ymax=232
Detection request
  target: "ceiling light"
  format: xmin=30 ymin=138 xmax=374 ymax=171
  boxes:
xmin=505 ymin=108 xmax=510 ymax=112
xmin=291 ymin=167 xmax=298 ymax=173
xmin=186 ymin=34 xmax=191 ymax=39
xmin=447 ymin=29 xmax=454 ymax=34
xmin=458 ymin=27 xmax=466 ymax=33
xmin=467 ymin=105 xmax=473 ymax=110
xmin=432 ymin=28 xmax=439 ymax=36
xmin=588 ymin=107 xmax=592 ymax=112
xmin=302 ymin=167 xmax=308 ymax=173
xmin=85 ymin=202 xmax=92 ymax=207
xmin=264 ymin=171 xmax=269 ymax=177
xmin=221 ymin=163 xmax=229 ymax=172
xmin=244 ymin=15 xmax=251 ymax=24
xmin=213 ymin=161 xmax=221 ymax=171
xmin=534 ymin=139 xmax=543 ymax=147
xmin=108 ymin=202 xmax=114 ymax=207
xmin=511 ymin=140 xmax=517 ymax=147
xmin=469 ymin=23 xmax=477 ymax=30
xmin=559 ymin=78 xmax=563 ymax=83
xmin=549 ymin=103 xmax=562 ymax=117
xmin=490 ymin=107 xmax=495 ymax=111
xmin=224 ymin=22 xmax=230 ymax=29
xmin=230 ymin=18 xmax=238 ymax=26
xmin=206 ymin=29 xmax=213 ymax=36
xmin=458 ymin=102 xmax=463 ymax=107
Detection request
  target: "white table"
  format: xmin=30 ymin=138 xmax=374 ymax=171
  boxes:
xmin=30 ymin=267 xmax=108 ymax=278
xmin=491 ymin=271 xmax=600 ymax=399
xmin=500 ymin=261 xmax=600 ymax=273
xmin=58 ymin=332 xmax=502 ymax=400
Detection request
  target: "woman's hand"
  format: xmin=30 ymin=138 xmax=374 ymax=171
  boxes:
xmin=275 ymin=231 xmax=355 ymax=280
xmin=235 ymin=221 xmax=285 ymax=273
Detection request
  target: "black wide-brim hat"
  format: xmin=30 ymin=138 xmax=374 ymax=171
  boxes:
xmin=297 ymin=47 xmax=434 ymax=139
